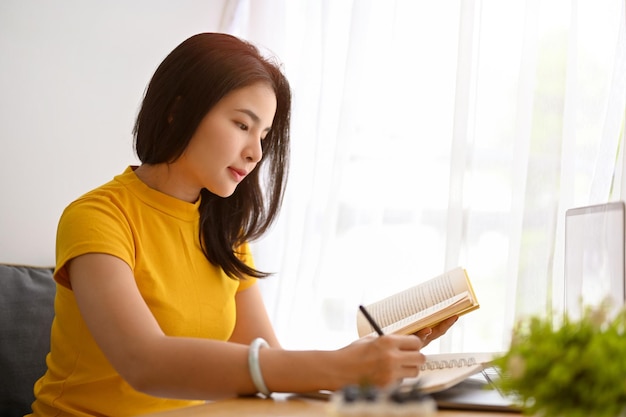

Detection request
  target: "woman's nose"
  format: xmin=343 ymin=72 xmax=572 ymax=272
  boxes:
xmin=244 ymin=138 xmax=263 ymax=163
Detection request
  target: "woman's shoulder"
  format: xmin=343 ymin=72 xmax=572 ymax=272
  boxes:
xmin=64 ymin=167 xmax=137 ymax=208
xmin=58 ymin=167 xmax=136 ymax=224
xmin=55 ymin=168 xmax=140 ymax=282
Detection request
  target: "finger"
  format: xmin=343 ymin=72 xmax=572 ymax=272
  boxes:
xmin=393 ymin=334 xmax=424 ymax=350
xmin=431 ymin=315 xmax=458 ymax=337
xmin=399 ymin=352 xmax=426 ymax=377
xmin=398 ymin=366 xmax=421 ymax=380
xmin=415 ymin=327 xmax=432 ymax=340
xmin=440 ymin=315 xmax=459 ymax=328
xmin=398 ymin=348 xmax=426 ymax=367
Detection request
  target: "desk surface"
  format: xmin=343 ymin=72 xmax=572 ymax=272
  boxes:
xmin=142 ymin=394 xmax=519 ymax=417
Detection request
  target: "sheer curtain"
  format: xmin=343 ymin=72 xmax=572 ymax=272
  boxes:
xmin=220 ymin=0 xmax=626 ymax=353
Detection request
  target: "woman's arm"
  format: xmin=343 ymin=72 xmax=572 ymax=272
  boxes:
xmin=69 ymin=253 xmax=426 ymax=400
xmin=228 ymin=284 xmax=281 ymax=348
xmin=69 ymin=253 xmax=257 ymax=399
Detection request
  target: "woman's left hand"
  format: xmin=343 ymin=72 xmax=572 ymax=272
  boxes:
xmin=414 ymin=315 xmax=458 ymax=347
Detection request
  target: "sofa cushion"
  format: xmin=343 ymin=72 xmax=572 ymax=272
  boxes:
xmin=0 ymin=264 xmax=55 ymax=417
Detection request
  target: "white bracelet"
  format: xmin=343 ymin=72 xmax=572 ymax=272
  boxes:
xmin=248 ymin=337 xmax=272 ymax=398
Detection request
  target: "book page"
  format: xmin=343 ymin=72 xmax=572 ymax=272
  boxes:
xmin=357 ymin=267 xmax=475 ymax=337
xmin=381 ymin=292 xmax=472 ymax=335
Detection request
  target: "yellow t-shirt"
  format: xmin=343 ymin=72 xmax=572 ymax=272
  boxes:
xmin=29 ymin=166 xmax=257 ymax=417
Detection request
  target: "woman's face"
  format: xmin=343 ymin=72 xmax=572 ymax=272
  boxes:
xmin=173 ymin=82 xmax=277 ymax=200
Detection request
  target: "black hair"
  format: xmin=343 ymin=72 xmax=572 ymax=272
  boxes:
xmin=133 ymin=32 xmax=291 ymax=279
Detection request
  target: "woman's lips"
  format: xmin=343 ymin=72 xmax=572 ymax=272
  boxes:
xmin=229 ymin=167 xmax=247 ymax=182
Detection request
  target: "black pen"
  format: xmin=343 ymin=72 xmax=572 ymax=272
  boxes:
xmin=358 ymin=305 xmax=384 ymax=336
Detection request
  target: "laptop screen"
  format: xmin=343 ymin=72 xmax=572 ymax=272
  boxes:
xmin=564 ymin=201 xmax=625 ymax=319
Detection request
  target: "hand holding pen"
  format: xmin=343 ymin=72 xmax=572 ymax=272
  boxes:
xmin=355 ymin=305 xmax=426 ymax=387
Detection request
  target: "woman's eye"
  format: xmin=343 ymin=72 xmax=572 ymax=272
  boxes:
xmin=236 ymin=122 xmax=248 ymax=131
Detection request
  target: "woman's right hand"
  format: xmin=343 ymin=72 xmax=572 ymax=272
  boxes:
xmin=336 ymin=334 xmax=426 ymax=388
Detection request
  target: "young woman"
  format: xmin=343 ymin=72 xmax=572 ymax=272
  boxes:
xmin=29 ymin=32 xmax=456 ymax=417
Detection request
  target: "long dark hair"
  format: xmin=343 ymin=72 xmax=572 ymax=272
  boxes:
xmin=133 ymin=33 xmax=291 ymax=279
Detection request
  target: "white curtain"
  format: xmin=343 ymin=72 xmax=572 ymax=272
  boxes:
xmin=220 ymin=0 xmax=626 ymax=353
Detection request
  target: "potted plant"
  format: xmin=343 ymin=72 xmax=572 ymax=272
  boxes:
xmin=493 ymin=301 xmax=626 ymax=417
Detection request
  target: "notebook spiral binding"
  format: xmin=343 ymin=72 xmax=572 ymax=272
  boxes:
xmin=420 ymin=357 xmax=477 ymax=371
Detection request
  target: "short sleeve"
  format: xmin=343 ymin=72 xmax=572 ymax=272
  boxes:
xmin=54 ymin=196 xmax=135 ymax=288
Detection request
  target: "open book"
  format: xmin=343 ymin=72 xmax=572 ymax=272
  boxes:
xmin=356 ymin=267 xmax=479 ymax=337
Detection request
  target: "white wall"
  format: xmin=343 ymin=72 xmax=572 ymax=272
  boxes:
xmin=0 ymin=0 xmax=226 ymax=266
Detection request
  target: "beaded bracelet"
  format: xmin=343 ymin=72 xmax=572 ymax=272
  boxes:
xmin=248 ymin=337 xmax=272 ymax=398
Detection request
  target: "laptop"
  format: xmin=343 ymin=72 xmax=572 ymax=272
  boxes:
xmin=564 ymin=201 xmax=626 ymax=319
xmin=430 ymin=368 xmax=520 ymax=412
xmin=432 ymin=201 xmax=626 ymax=412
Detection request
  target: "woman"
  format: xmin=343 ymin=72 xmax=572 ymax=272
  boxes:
xmin=29 ymin=32 xmax=456 ymax=417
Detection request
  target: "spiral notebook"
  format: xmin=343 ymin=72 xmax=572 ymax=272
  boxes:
xmin=293 ymin=352 xmax=519 ymax=411
xmin=407 ymin=352 xmax=520 ymax=412
xmin=293 ymin=352 xmax=497 ymax=401
xmin=400 ymin=352 xmax=495 ymax=393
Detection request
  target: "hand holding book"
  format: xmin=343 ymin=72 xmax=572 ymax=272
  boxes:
xmin=416 ymin=315 xmax=459 ymax=346
xmin=356 ymin=267 xmax=479 ymax=338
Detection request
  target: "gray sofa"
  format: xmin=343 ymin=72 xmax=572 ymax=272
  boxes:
xmin=0 ymin=264 xmax=55 ymax=417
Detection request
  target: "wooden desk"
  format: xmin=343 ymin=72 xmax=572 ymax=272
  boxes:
xmin=142 ymin=394 xmax=518 ymax=417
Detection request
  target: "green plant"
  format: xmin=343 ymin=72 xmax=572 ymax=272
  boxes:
xmin=493 ymin=301 xmax=626 ymax=417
